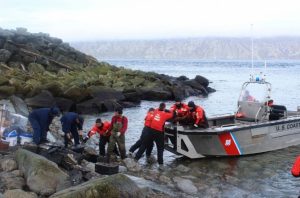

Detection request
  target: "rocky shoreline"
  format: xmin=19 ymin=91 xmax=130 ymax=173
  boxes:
xmin=0 ymin=27 xmax=215 ymax=114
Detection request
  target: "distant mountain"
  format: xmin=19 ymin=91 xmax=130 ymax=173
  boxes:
xmin=71 ymin=37 xmax=300 ymax=60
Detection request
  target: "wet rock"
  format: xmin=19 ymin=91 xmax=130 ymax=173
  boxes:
xmin=173 ymin=177 xmax=198 ymax=195
xmin=15 ymin=149 xmax=70 ymax=196
xmin=3 ymin=189 xmax=37 ymax=198
xmin=122 ymin=89 xmax=141 ymax=103
xmin=0 ymin=159 xmax=17 ymax=172
xmin=49 ymin=174 xmax=146 ymax=198
xmin=44 ymin=81 xmax=64 ymax=97
xmin=88 ymin=86 xmax=125 ymax=101
xmin=143 ymin=170 xmax=160 ymax=182
xmin=25 ymin=90 xmax=55 ymax=108
xmin=175 ymin=164 xmax=191 ymax=173
xmin=194 ymin=75 xmax=209 ymax=87
xmin=119 ymin=165 xmax=127 ymax=173
xmin=0 ymin=49 xmax=11 ymax=63
xmin=140 ymin=87 xmax=172 ymax=100
xmin=0 ymin=172 xmax=25 ymax=191
xmin=123 ymin=158 xmax=141 ymax=172
xmin=54 ymin=97 xmax=75 ymax=112
xmin=177 ymin=75 xmax=189 ymax=81
xmin=9 ymin=95 xmax=29 ymax=117
xmin=159 ymin=175 xmax=171 ymax=184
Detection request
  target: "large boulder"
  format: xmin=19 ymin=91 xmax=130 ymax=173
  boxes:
xmin=63 ymin=85 xmax=90 ymax=103
xmin=0 ymin=159 xmax=17 ymax=172
xmin=140 ymin=87 xmax=172 ymax=100
xmin=0 ymin=77 xmax=9 ymax=86
xmin=25 ymin=90 xmax=56 ymax=108
xmin=76 ymin=98 xmax=121 ymax=114
xmin=0 ymin=49 xmax=11 ymax=63
xmin=54 ymin=97 xmax=75 ymax=112
xmin=0 ymin=171 xmax=25 ymax=191
xmin=15 ymin=149 xmax=70 ymax=196
xmin=87 ymin=86 xmax=125 ymax=101
xmin=3 ymin=189 xmax=37 ymax=198
xmin=9 ymin=95 xmax=29 ymax=117
xmin=49 ymin=174 xmax=145 ymax=198
xmin=27 ymin=63 xmax=45 ymax=73
xmin=194 ymin=75 xmax=209 ymax=87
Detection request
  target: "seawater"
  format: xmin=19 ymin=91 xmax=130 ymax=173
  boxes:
xmin=84 ymin=60 xmax=300 ymax=197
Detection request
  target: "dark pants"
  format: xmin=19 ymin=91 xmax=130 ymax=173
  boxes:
xmin=134 ymin=128 xmax=164 ymax=164
xmin=99 ymin=135 xmax=119 ymax=156
xmin=129 ymin=126 xmax=154 ymax=157
xmin=64 ymin=126 xmax=79 ymax=147
xmin=29 ymin=117 xmax=46 ymax=144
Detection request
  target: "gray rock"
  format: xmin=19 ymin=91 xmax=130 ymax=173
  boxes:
xmin=9 ymin=95 xmax=29 ymax=117
xmin=0 ymin=172 xmax=25 ymax=190
xmin=175 ymin=164 xmax=191 ymax=173
xmin=173 ymin=177 xmax=198 ymax=195
xmin=0 ymin=159 xmax=17 ymax=172
xmin=10 ymin=170 xmax=23 ymax=177
xmin=119 ymin=165 xmax=128 ymax=173
xmin=25 ymin=90 xmax=55 ymax=108
xmin=0 ymin=49 xmax=11 ymax=63
xmin=50 ymin=174 xmax=146 ymax=198
xmin=159 ymin=175 xmax=171 ymax=184
xmin=15 ymin=149 xmax=70 ymax=196
xmin=123 ymin=158 xmax=141 ymax=172
xmin=3 ymin=189 xmax=37 ymax=198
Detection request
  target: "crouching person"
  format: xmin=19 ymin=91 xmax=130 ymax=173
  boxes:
xmin=106 ymin=107 xmax=128 ymax=163
xmin=60 ymin=112 xmax=84 ymax=149
xmin=28 ymin=107 xmax=60 ymax=145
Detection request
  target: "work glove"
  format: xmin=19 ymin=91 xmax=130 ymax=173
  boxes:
xmin=116 ymin=132 xmax=121 ymax=137
xmin=193 ymin=124 xmax=198 ymax=128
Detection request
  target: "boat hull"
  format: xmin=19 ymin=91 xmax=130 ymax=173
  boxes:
xmin=164 ymin=117 xmax=300 ymax=158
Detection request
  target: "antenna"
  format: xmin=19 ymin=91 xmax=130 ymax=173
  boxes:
xmin=251 ymin=24 xmax=254 ymax=74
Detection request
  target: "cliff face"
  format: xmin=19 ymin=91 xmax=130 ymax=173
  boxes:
xmin=71 ymin=37 xmax=300 ymax=60
xmin=0 ymin=28 xmax=214 ymax=114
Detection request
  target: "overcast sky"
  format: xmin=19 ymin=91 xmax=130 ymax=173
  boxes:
xmin=1 ymin=0 xmax=300 ymax=41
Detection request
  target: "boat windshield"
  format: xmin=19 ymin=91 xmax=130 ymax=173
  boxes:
xmin=239 ymin=83 xmax=269 ymax=103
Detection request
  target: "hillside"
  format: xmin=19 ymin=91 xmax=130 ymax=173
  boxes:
xmin=71 ymin=37 xmax=300 ymax=60
xmin=0 ymin=28 xmax=214 ymax=114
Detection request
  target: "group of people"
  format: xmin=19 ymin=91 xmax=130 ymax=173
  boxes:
xmin=28 ymin=100 xmax=208 ymax=168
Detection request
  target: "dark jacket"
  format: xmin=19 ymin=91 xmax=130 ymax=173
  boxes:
xmin=60 ymin=112 xmax=83 ymax=133
xmin=28 ymin=108 xmax=55 ymax=132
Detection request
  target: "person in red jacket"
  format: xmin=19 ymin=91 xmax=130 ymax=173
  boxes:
xmin=134 ymin=103 xmax=174 ymax=168
xmin=170 ymin=100 xmax=189 ymax=118
xmin=187 ymin=101 xmax=209 ymax=128
xmin=107 ymin=107 xmax=128 ymax=162
xmin=128 ymin=108 xmax=155 ymax=159
xmin=85 ymin=118 xmax=113 ymax=156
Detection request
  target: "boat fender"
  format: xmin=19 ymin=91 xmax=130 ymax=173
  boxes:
xmin=291 ymin=156 xmax=300 ymax=177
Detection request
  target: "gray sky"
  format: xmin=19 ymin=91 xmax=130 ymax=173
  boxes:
xmin=1 ymin=0 xmax=300 ymax=41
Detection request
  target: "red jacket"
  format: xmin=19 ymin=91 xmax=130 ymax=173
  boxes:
xmin=109 ymin=115 xmax=128 ymax=135
xmin=88 ymin=121 xmax=111 ymax=137
xmin=150 ymin=109 xmax=173 ymax=132
xmin=170 ymin=103 xmax=189 ymax=117
xmin=190 ymin=105 xmax=206 ymax=125
xmin=144 ymin=111 xmax=154 ymax=127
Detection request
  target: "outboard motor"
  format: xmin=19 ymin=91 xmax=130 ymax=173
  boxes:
xmin=269 ymin=105 xmax=287 ymax=121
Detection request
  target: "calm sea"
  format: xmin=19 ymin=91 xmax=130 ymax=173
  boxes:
xmin=84 ymin=60 xmax=300 ymax=197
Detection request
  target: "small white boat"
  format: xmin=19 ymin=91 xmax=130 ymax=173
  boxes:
xmin=164 ymin=74 xmax=300 ymax=158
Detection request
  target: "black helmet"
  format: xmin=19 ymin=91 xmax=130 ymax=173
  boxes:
xmin=95 ymin=118 xmax=102 ymax=123
xmin=188 ymin=101 xmax=195 ymax=107
xmin=115 ymin=107 xmax=123 ymax=114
